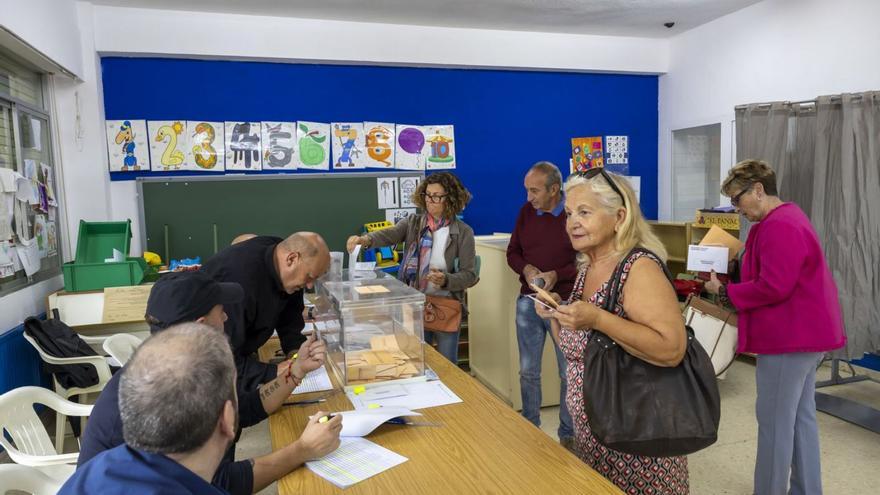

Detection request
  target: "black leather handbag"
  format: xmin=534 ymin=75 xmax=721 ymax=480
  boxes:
xmin=582 ymin=248 xmax=721 ymax=457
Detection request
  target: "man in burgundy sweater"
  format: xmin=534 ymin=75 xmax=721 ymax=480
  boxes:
xmin=506 ymin=161 xmax=577 ymax=448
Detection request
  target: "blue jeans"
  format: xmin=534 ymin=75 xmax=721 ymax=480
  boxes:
xmin=425 ymin=329 xmax=459 ymax=364
xmin=515 ymin=295 xmax=573 ymax=439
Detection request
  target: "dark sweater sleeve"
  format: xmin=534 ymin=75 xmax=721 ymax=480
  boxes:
xmin=238 ymin=385 xmax=269 ymax=428
xmin=556 ymin=258 xmax=579 ymax=284
xmin=276 ymin=295 xmax=305 ymax=355
xmin=506 ymin=207 xmax=528 ymax=274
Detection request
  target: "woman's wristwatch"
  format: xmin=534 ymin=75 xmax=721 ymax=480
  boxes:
xmin=718 ymin=284 xmax=731 ymax=305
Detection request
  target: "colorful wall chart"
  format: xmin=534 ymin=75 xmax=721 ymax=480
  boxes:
xmin=261 ymin=122 xmax=297 ymax=170
xmin=424 ymin=125 xmax=455 ymax=170
xmin=187 ymin=121 xmax=225 ymax=172
xmin=395 ymin=125 xmax=426 ymax=170
xmin=106 ymin=119 xmax=149 ymax=172
xmin=225 ymin=122 xmax=262 ymax=171
xmin=571 ymin=136 xmax=604 ymax=172
xmin=363 ymin=122 xmax=396 ymax=168
xmin=331 ymin=122 xmax=366 ymax=169
xmin=296 ymin=122 xmax=330 ymax=170
xmin=148 ymin=120 xmax=188 ymax=171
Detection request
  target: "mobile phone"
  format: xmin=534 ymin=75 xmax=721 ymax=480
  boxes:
xmin=525 ymin=293 xmax=556 ymax=312
xmin=528 ymin=284 xmax=560 ymax=308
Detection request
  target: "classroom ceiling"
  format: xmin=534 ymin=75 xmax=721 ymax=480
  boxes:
xmin=91 ymin=0 xmax=761 ymax=38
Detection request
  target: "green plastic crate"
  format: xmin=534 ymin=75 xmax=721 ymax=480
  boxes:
xmin=62 ymin=257 xmax=146 ymax=292
xmin=62 ymin=220 xmax=145 ymax=292
xmin=74 ymin=220 xmax=132 ymax=264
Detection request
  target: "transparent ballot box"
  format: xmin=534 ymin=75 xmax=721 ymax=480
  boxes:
xmin=314 ymin=270 xmax=426 ymax=387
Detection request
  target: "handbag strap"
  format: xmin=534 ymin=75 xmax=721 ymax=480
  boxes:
xmin=590 ymin=248 xmax=670 ymax=345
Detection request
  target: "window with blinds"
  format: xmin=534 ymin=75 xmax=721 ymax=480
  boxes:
xmin=0 ymin=46 xmax=61 ymax=296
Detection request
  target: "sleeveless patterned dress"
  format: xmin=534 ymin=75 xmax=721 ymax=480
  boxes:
xmin=558 ymin=250 xmax=689 ymax=494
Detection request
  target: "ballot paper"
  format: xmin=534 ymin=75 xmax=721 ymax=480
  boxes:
xmin=306 ymin=437 xmax=407 ymax=488
xmin=335 ymin=406 xmax=421 ymax=437
xmin=687 ymin=245 xmax=729 ymax=274
xmin=348 ymin=244 xmax=377 ymax=271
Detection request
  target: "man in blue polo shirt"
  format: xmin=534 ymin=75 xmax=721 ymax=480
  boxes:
xmin=60 ymin=323 xmax=242 ymax=494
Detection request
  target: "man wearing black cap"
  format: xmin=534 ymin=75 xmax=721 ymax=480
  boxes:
xmin=77 ymin=271 xmax=340 ymax=495
xmin=202 ymin=232 xmax=331 ymax=389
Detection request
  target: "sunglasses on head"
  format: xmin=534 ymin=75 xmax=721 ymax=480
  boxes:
xmin=575 ymin=167 xmax=626 ymax=204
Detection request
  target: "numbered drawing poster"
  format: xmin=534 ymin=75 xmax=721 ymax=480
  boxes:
xmin=399 ymin=176 xmax=421 ymax=208
xmin=186 ymin=121 xmax=225 ymax=172
xmin=331 ymin=122 xmax=366 ymax=169
xmin=395 ymin=125 xmax=427 ymax=170
xmin=363 ymin=122 xmax=396 ymax=168
xmin=296 ymin=122 xmax=331 ymax=170
xmin=424 ymin=125 xmax=456 ymax=170
xmin=148 ymin=121 xmax=188 ymax=171
xmin=106 ymin=120 xmax=149 ymax=172
xmin=225 ymin=122 xmax=262 ymax=171
xmin=261 ymin=122 xmax=297 ymax=170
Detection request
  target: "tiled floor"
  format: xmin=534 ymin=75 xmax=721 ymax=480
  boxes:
xmin=6 ymin=358 xmax=879 ymax=494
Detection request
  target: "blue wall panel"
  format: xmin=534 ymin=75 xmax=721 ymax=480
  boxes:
xmin=0 ymin=322 xmax=48 ymax=396
xmin=101 ymin=57 xmax=659 ymax=235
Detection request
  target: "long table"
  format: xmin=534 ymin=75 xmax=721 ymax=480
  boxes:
xmin=259 ymin=338 xmax=622 ymax=494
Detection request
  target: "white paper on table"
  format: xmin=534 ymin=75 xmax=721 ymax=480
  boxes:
xmin=347 ymin=380 xmax=463 ymax=411
xmin=15 ymin=239 xmax=41 ymax=276
xmin=334 ymin=406 xmax=421 ymax=437
xmin=291 ymin=367 xmax=334 ymax=395
xmin=686 ymin=245 xmax=729 ymax=274
xmin=306 ymin=437 xmax=407 ymax=489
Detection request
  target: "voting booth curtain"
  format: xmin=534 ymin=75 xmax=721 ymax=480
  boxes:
xmin=735 ymin=92 xmax=880 ymax=359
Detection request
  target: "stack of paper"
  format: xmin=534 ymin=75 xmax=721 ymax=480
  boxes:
xmin=347 ymin=380 xmax=462 ymax=411
xmin=291 ymin=367 xmax=334 ymax=395
xmin=306 ymin=437 xmax=407 ymax=488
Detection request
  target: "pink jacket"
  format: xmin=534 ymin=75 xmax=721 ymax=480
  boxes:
xmin=727 ymin=203 xmax=846 ymax=354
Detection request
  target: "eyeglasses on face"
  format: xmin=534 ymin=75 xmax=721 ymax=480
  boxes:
xmin=731 ymin=184 xmax=752 ymax=207
xmin=423 ymin=193 xmax=448 ymax=204
xmin=575 ymin=167 xmax=626 ymax=204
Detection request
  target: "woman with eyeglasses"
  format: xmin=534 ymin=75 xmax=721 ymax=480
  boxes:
xmin=533 ymin=168 xmax=690 ymax=493
xmin=704 ymin=159 xmax=845 ymax=495
xmin=346 ymin=171 xmax=478 ymax=363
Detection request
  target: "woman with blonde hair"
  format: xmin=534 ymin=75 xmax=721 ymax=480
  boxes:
xmin=535 ymin=168 xmax=690 ymax=493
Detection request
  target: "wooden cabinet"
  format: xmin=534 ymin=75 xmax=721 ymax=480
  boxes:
xmin=648 ymin=221 xmax=740 ymax=278
xmin=468 ymin=235 xmax=562 ymax=410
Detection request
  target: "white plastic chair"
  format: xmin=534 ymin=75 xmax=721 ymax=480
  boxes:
xmin=0 ymin=464 xmax=64 ymax=495
xmin=22 ymin=333 xmax=112 ymax=453
xmin=0 ymin=387 xmax=92 ymax=470
xmin=102 ymin=333 xmax=143 ymax=366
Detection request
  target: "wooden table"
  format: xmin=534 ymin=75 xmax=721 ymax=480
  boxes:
xmin=259 ymin=338 xmax=622 ymax=494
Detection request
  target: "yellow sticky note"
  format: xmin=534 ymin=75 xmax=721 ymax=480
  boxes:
xmin=367 ymin=403 xmax=381 ymax=409
xmin=353 ymin=385 xmax=366 ymax=395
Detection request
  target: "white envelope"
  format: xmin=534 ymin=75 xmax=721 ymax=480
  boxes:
xmin=687 ymin=245 xmax=729 ymax=274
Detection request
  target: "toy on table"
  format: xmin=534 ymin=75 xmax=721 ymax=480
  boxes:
xmin=359 ymin=221 xmax=401 ymax=272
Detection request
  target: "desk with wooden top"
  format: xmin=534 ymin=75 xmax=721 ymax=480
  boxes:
xmin=258 ymin=338 xmax=622 ymax=494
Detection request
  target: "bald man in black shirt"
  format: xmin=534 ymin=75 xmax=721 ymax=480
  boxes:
xmin=202 ymin=232 xmax=331 ymax=389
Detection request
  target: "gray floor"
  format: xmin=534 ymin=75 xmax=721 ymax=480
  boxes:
xmin=5 ymin=358 xmax=879 ymax=494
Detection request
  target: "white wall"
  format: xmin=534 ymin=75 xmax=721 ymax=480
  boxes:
xmin=0 ymin=0 xmax=84 ymax=78
xmin=658 ymin=0 xmax=880 ymax=219
xmin=92 ymin=5 xmax=668 ymax=74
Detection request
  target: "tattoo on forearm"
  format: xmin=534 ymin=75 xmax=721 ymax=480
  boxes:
xmin=260 ymin=380 xmax=282 ymax=401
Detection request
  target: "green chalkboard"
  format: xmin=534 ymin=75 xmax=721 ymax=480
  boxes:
xmin=138 ymin=172 xmax=422 ymax=263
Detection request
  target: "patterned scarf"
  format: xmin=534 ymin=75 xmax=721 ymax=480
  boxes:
xmin=400 ymin=215 xmax=449 ymax=291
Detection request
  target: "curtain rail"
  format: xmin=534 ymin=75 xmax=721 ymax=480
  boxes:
xmin=734 ymin=93 xmax=869 ymax=111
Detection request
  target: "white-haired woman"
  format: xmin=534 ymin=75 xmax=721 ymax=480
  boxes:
xmin=534 ymin=168 xmax=690 ymax=493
